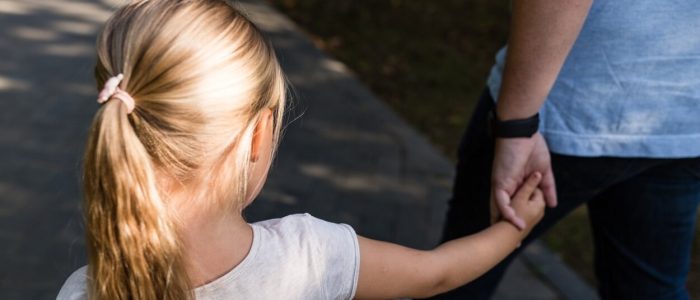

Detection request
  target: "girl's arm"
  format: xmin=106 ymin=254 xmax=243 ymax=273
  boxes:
xmin=354 ymin=173 xmax=545 ymax=299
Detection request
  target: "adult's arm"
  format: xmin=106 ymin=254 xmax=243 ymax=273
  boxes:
xmin=491 ymin=0 xmax=593 ymax=229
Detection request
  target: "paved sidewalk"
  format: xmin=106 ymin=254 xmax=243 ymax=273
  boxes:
xmin=0 ymin=0 xmax=595 ymax=299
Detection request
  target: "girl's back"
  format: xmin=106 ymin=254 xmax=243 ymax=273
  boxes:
xmin=59 ymin=214 xmax=359 ymax=299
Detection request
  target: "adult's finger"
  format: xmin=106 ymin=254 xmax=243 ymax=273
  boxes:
xmin=494 ymin=189 xmax=525 ymax=230
xmin=540 ymin=168 xmax=557 ymax=207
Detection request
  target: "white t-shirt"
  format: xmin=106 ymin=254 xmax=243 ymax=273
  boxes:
xmin=57 ymin=214 xmax=360 ymax=299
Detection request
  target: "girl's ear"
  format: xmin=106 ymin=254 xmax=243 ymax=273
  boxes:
xmin=250 ymin=108 xmax=274 ymax=163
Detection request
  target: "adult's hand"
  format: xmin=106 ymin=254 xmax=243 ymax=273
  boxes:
xmin=490 ymin=133 xmax=557 ymax=230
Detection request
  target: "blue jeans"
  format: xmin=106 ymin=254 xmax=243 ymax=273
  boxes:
xmin=431 ymin=90 xmax=700 ymax=300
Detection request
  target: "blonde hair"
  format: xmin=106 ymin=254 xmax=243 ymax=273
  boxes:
xmin=83 ymin=0 xmax=285 ymax=299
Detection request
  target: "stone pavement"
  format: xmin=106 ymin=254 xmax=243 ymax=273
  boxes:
xmin=0 ymin=0 xmax=595 ymax=299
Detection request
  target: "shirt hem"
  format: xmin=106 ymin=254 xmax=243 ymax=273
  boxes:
xmin=543 ymin=130 xmax=700 ymax=158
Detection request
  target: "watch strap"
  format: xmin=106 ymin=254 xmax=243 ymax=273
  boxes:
xmin=490 ymin=110 xmax=540 ymax=138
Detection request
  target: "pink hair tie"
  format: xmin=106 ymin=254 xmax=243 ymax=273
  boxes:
xmin=97 ymin=73 xmax=135 ymax=113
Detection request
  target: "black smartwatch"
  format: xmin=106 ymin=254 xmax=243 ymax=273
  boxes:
xmin=489 ymin=109 xmax=539 ymax=138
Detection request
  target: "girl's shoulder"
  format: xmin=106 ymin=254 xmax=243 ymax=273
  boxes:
xmin=252 ymin=212 xmax=359 ymax=263
xmin=203 ymin=213 xmax=360 ymax=299
xmin=56 ymin=265 xmax=88 ymax=300
xmin=193 ymin=213 xmax=360 ymax=299
xmin=253 ymin=213 xmax=360 ymax=258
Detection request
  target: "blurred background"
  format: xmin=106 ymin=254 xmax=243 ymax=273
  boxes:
xmin=0 ymin=0 xmax=697 ymax=299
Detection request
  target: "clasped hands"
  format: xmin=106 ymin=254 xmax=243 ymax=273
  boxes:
xmin=491 ymin=132 xmax=557 ymax=232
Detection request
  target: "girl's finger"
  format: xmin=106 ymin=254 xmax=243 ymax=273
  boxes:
xmin=495 ymin=189 xmax=526 ymax=230
xmin=513 ymin=172 xmax=542 ymax=201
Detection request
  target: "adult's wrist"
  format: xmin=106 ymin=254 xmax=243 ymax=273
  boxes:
xmin=490 ymin=109 xmax=540 ymax=138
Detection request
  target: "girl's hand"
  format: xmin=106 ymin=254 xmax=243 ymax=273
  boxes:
xmin=509 ymin=172 xmax=546 ymax=236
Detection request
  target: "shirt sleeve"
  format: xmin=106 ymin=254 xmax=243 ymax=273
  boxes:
xmin=56 ymin=266 xmax=89 ymax=300
xmin=302 ymin=214 xmax=360 ymax=300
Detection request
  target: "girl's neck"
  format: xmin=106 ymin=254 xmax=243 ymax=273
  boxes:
xmin=180 ymin=209 xmax=253 ymax=288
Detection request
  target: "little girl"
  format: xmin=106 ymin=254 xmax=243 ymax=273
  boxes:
xmin=58 ymin=1 xmax=545 ymax=299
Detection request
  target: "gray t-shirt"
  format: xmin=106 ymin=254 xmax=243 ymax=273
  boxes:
xmin=57 ymin=214 xmax=360 ymax=299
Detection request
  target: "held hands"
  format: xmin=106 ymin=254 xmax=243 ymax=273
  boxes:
xmin=491 ymin=133 xmax=557 ymax=230
xmin=354 ymin=169 xmax=547 ymax=299
xmin=508 ymin=172 xmax=546 ymax=235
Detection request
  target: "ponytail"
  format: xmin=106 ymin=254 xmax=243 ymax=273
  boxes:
xmin=83 ymin=99 xmax=191 ymax=299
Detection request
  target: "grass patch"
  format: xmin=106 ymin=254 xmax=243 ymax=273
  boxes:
xmin=267 ymin=1 xmax=700 ymax=297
